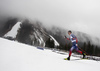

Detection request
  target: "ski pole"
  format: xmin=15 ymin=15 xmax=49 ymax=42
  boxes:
xmin=77 ymin=46 xmax=88 ymax=55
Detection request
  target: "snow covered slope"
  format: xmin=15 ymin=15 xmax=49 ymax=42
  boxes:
xmin=4 ymin=22 xmax=22 ymax=38
xmin=3 ymin=21 xmax=59 ymax=47
xmin=0 ymin=38 xmax=100 ymax=71
xmin=50 ymin=35 xmax=59 ymax=46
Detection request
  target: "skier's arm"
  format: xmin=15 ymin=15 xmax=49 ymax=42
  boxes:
xmin=64 ymin=36 xmax=67 ymax=38
xmin=67 ymin=38 xmax=70 ymax=40
xmin=72 ymin=38 xmax=76 ymax=40
xmin=70 ymin=36 xmax=73 ymax=41
xmin=64 ymin=36 xmax=70 ymax=40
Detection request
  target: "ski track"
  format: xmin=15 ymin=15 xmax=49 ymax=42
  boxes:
xmin=0 ymin=38 xmax=100 ymax=71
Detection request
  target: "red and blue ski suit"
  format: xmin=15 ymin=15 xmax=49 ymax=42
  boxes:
xmin=67 ymin=34 xmax=82 ymax=56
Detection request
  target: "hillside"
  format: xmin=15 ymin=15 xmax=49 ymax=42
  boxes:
xmin=0 ymin=18 xmax=100 ymax=56
xmin=0 ymin=38 xmax=100 ymax=71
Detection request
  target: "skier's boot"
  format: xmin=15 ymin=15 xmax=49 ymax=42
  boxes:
xmin=82 ymin=53 xmax=86 ymax=59
xmin=64 ymin=56 xmax=70 ymax=60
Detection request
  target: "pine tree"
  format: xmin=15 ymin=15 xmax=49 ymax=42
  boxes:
xmin=95 ymin=46 xmax=98 ymax=56
xmin=90 ymin=45 xmax=94 ymax=55
xmin=82 ymin=42 xmax=87 ymax=51
xmin=45 ymin=37 xmax=55 ymax=48
xmin=16 ymin=21 xmax=33 ymax=45
xmin=86 ymin=41 xmax=91 ymax=55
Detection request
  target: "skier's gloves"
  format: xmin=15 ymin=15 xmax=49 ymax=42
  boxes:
xmin=64 ymin=36 xmax=67 ymax=38
xmin=76 ymin=44 xmax=78 ymax=46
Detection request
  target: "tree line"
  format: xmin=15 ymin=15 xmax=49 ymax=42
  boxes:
xmin=46 ymin=39 xmax=100 ymax=57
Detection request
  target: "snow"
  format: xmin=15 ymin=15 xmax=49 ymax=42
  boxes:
xmin=32 ymin=31 xmax=45 ymax=46
xmin=4 ymin=22 xmax=22 ymax=38
xmin=0 ymin=38 xmax=100 ymax=71
xmin=49 ymin=35 xmax=60 ymax=46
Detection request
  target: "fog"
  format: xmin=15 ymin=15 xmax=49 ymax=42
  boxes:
xmin=0 ymin=0 xmax=100 ymax=38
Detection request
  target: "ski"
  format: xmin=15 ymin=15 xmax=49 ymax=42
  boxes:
xmin=64 ymin=58 xmax=88 ymax=61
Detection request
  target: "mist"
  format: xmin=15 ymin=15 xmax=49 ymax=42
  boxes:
xmin=0 ymin=0 xmax=100 ymax=39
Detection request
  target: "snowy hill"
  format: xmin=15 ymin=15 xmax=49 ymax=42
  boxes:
xmin=0 ymin=38 xmax=100 ymax=71
xmin=4 ymin=22 xmax=22 ymax=38
xmin=2 ymin=21 xmax=60 ymax=47
xmin=49 ymin=35 xmax=59 ymax=46
xmin=1 ymin=18 xmax=100 ymax=47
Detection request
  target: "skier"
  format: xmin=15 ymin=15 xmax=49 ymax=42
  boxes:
xmin=64 ymin=30 xmax=86 ymax=60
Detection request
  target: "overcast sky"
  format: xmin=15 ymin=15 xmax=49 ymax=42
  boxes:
xmin=0 ymin=0 xmax=100 ymax=38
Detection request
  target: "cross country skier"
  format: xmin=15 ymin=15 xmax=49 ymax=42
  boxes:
xmin=64 ymin=30 xmax=86 ymax=60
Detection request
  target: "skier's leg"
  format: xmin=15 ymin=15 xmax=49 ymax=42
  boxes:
xmin=69 ymin=46 xmax=74 ymax=56
xmin=75 ymin=46 xmax=86 ymax=58
xmin=75 ymin=44 xmax=83 ymax=54
xmin=67 ymin=46 xmax=75 ymax=60
xmin=64 ymin=46 xmax=75 ymax=60
xmin=65 ymin=43 xmax=75 ymax=60
xmin=75 ymin=46 xmax=82 ymax=54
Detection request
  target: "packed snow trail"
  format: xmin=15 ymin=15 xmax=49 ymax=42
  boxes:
xmin=0 ymin=38 xmax=100 ymax=71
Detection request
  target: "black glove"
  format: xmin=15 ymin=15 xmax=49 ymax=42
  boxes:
xmin=64 ymin=36 xmax=67 ymax=38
